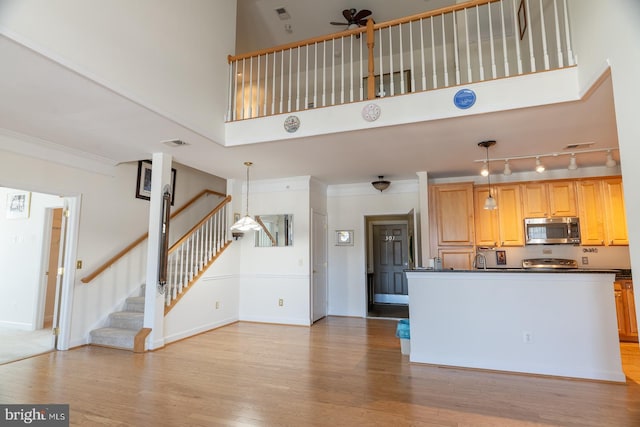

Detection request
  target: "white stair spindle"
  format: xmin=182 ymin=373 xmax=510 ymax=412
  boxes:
xmin=331 ymin=39 xmax=336 ymax=105
xmin=513 ymin=0 xmax=523 ymax=74
xmin=563 ymin=0 xmax=575 ymax=65
xmin=399 ymin=23 xmax=405 ymax=94
xmin=431 ymin=16 xmax=437 ymax=88
xmin=462 ymin=9 xmax=468 ymax=84
xmin=313 ymin=42 xmax=318 ymax=108
xmin=488 ymin=2 xmax=497 ymax=79
xmin=420 ymin=18 xmax=427 ymax=91
xmin=349 ymin=35 xmax=354 ymax=102
xmin=500 ymin=0 xmax=510 ymax=76
xmin=287 ymin=48 xmax=292 ymax=112
xmin=240 ymin=58 xmax=246 ymax=120
xmin=526 ymin=0 xmax=536 ymax=72
xmin=305 ymin=44 xmax=309 ymax=109
xmin=388 ymin=27 xmax=394 ymax=96
xmin=263 ymin=54 xmax=269 ymax=116
xmin=476 ymin=5 xmax=484 ymax=81
xmin=539 ymin=0 xmax=550 ymax=70
xmin=553 ymin=0 xmax=563 ymax=68
xmin=322 ymin=41 xmax=326 ymax=106
xmin=271 ymin=52 xmax=276 ymax=115
xmin=340 ymin=37 xmax=345 ymax=104
xmin=227 ymin=61 xmax=234 ymax=121
xmin=442 ymin=13 xmax=449 ymax=87
xmin=279 ymin=51 xmax=284 ymax=113
xmin=358 ymin=36 xmax=363 ymax=101
xmin=296 ymin=46 xmax=301 ymax=111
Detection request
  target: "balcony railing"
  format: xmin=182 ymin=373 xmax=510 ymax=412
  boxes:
xmin=227 ymin=0 xmax=575 ymax=122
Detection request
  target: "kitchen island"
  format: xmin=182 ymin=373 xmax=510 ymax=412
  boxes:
xmin=405 ymin=269 xmax=624 ymax=382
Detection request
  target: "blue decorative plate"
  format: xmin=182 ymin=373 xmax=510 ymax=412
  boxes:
xmin=453 ymin=89 xmax=476 ymax=109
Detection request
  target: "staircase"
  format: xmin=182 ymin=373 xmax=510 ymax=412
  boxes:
xmin=89 ymin=286 xmax=149 ymax=352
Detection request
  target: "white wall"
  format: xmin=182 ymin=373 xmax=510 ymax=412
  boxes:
xmin=0 ymin=188 xmax=64 ymax=330
xmin=0 ymin=0 xmax=236 ymax=142
xmin=568 ymin=0 xmax=640 ymax=324
xmin=0 ymin=140 xmax=226 ymax=347
xmin=237 ymin=176 xmax=312 ymax=325
xmin=327 ymin=180 xmax=420 ymax=317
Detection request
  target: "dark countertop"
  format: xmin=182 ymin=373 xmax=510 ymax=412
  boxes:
xmin=407 ymin=268 xmax=629 ymax=278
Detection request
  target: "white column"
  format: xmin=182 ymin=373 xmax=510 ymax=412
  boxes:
xmin=416 ymin=171 xmax=430 ymax=267
xmin=144 ymin=152 xmax=172 ymax=350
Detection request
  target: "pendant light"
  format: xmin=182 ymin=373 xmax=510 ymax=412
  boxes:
xmin=371 ymin=175 xmax=391 ymax=192
xmin=230 ymin=162 xmax=261 ymax=232
xmin=478 ymin=140 xmax=497 ymax=210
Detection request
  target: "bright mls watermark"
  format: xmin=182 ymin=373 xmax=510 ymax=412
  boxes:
xmin=1 ymin=405 xmax=68 ymax=426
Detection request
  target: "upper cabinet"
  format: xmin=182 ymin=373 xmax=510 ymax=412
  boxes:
xmin=474 ymin=184 xmax=524 ymax=247
xmin=522 ymin=181 xmax=576 ymax=218
xmin=431 ymin=183 xmax=475 ymax=246
xmin=575 ymin=177 xmax=628 ymax=246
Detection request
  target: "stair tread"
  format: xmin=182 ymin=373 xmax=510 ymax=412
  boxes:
xmin=126 ymin=296 xmax=145 ymax=303
xmin=111 ymin=311 xmax=143 ymax=318
xmin=90 ymin=327 xmax=139 ymax=337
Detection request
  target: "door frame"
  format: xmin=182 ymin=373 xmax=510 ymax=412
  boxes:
xmin=310 ymin=209 xmax=328 ymax=323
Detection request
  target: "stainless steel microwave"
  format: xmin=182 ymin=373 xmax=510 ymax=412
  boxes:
xmin=524 ymin=217 xmax=581 ymax=245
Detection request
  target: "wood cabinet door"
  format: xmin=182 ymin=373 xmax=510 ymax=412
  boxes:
xmin=474 ymin=186 xmax=499 ymax=247
xmin=602 ymin=178 xmax=628 ymax=245
xmin=433 ymin=184 xmax=474 ymax=246
xmin=548 ymin=181 xmax=577 ymax=217
xmin=522 ymin=183 xmax=548 ymax=218
xmin=438 ymin=248 xmax=474 ymax=270
xmin=496 ymin=184 xmax=524 ymax=246
xmin=622 ymin=281 xmax=638 ymax=340
xmin=614 ymin=281 xmax=627 ymax=337
xmin=576 ymin=180 xmax=606 ymax=246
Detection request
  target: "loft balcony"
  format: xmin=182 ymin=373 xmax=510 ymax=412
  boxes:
xmin=226 ymin=0 xmax=577 ymax=146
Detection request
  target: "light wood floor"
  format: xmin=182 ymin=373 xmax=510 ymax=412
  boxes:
xmin=1 ymin=317 xmax=640 ymax=426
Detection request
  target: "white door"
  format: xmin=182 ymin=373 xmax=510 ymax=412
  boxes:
xmin=312 ymin=211 xmax=328 ymax=322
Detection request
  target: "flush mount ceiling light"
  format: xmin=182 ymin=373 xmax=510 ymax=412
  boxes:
xmin=478 ymin=140 xmax=497 ymax=210
xmin=535 ymin=157 xmax=545 ymax=173
xmin=372 ymin=176 xmax=391 ymax=192
xmin=230 ymin=162 xmax=262 ymax=232
xmin=568 ymin=154 xmax=578 ymax=170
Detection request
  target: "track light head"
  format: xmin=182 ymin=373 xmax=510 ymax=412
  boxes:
xmin=503 ymin=160 xmax=512 ymax=176
xmin=568 ymin=154 xmax=578 ymax=170
xmin=605 ymin=150 xmax=617 ymax=168
xmin=535 ymin=157 xmax=545 ymax=173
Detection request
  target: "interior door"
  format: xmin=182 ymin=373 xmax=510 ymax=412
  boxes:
xmin=51 ymin=206 xmax=69 ymax=349
xmin=372 ymin=223 xmax=409 ymax=304
xmin=43 ymin=208 xmax=63 ymax=328
xmin=312 ymin=211 xmax=328 ymax=322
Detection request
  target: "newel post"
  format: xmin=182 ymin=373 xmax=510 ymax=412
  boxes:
xmin=366 ymin=18 xmax=375 ymax=100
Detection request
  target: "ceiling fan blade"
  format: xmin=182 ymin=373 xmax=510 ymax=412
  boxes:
xmin=330 ymin=21 xmax=349 ymax=26
xmin=342 ymin=9 xmax=354 ymax=21
xmin=357 ymin=19 xmax=371 ymax=27
xmin=353 ymin=9 xmax=372 ymax=21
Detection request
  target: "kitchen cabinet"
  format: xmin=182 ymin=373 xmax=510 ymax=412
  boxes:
xmin=474 ymin=184 xmax=523 ymax=247
xmin=614 ymin=279 xmax=638 ymax=342
xmin=522 ymin=181 xmax=576 ymax=218
xmin=437 ymin=248 xmax=475 ymax=270
xmin=576 ymin=178 xmax=628 ymax=246
xmin=431 ymin=183 xmax=474 ymax=246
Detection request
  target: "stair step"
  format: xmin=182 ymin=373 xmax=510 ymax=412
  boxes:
xmin=109 ymin=311 xmax=144 ymax=330
xmin=125 ymin=296 xmax=145 ymax=313
xmin=89 ymin=327 xmax=137 ymax=350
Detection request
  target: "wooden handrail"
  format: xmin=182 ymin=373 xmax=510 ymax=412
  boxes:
xmin=255 ymin=215 xmax=276 ymax=246
xmin=228 ymin=0 xmax=500 ymax=62
xmin=168 ymin=195 xmax=232 ymax=253
xmin=81 ymin=189 xmax=227 ymax=284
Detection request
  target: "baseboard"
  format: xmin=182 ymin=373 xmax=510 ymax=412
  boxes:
xmin=239 ymin=315 xmax=311 ymax=326
xmin=0 ymin=320 xmax=33 ymax=331
xmin=163 ymin=316 xmax=239 ymax=344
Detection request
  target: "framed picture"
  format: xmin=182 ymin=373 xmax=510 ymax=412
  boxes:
xmin=136 ymin=160 xmax=176 ymax=205
xmin=335 ymin=230 xmax=354 ymax=246
xmin=6 ymin=191 xmax=31 ymax=219
xmin=363 ymin=70 xmax=411 ymax=99
xmin=518 ymin=0 xmax=527 ymax=40
xmin=496 ymin=250 xmax=507 ymax=265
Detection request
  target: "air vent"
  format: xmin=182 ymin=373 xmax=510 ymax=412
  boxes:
xmin=162 ymin=139 xmax=189 ymax=147
xmin=275 ymin=7 xmax=290 ymax=20
xmin=563 ymin=142 xmax=594 ymax=150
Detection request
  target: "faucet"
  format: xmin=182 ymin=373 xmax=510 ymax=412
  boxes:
xmin=473 ymin=253 xmax=487 ymax=270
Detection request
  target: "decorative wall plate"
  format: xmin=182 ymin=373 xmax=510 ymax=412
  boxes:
xmin=453 ymin=89 xmax=476 ymax=109
xmin=284 ymin=115 xmax=300 ymax=133
xmin=361 ymin=103 xmax=381 ymax=122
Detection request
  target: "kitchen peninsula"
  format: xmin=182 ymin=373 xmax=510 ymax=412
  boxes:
xmin=405 ymin=269 xmax=624 ymax=382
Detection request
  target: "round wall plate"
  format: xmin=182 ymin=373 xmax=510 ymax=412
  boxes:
xmin=453 ymin=89 xmax=476 ymax=109
xmin=284 ymin=115 xmax=300 ymax=133
xmin=362 ymin=103 xmax=381 ymax=122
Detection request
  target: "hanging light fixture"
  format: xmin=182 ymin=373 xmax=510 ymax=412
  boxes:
xmin=535 ymin=157 xmax=545 ymax=173
xmin=605 ymin=150 xmax=617 ymax=168
xmin=478 ymin=140 xmax=497 ymax=210
xmin=372 ymin=176 xmax=391 ymax=192
xmin=568 ymin=153 xmax=578 ymax=170
xmin=230 ymin=162 xmax=262 ymax=232
xmin=480 ymin=161 xmax=489 ymax=177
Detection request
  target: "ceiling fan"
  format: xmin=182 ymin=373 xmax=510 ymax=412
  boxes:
xmin=330 ymin=8 xmax=373 ymax=31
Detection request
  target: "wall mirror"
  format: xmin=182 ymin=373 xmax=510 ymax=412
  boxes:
xmin=254 ymin=214 xmax=293 ymax=247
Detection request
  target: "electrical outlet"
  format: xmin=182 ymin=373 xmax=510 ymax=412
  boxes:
xmin=582 ymin=256 xmax=589 ymax=265
xmin=523 ymin=331 xmax=533 ymax=343
xmin=278 ymin=298 xmax=284 ymax=307
xmin=215 ymin=301 xmax=220 ymax=309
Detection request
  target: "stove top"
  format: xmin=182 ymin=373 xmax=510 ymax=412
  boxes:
xmin=522 ymin=258 xmax=578 ymax=269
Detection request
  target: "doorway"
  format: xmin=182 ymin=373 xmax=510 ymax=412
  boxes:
xmin=366 ymin=214 xmax=415 ymax=319
xmin=311 ymin=211 xmax=328 ymax=323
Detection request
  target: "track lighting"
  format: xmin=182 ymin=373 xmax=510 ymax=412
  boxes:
xmin=568 ymin=154 xmax=578 ymax=170
xmin=605 ymin=150 xmax=617 ymax=168
xmin=503 ymin=160 xmax=512 ymax=176
xmin=535 ymin=157 xmax=545 ymax=173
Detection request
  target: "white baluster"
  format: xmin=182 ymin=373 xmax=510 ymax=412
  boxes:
xmin=500 ymin=0 xmax=510 ymax=76
xmin=539 ymin=0 xmax=550 ymax=70
xmin=399 ymin=23 xmax=405 ymax=94
xmin=340 ymin=37 xmax=345 ymax=104
xmin=279 ymin=51 xmax=284 ymax=113
xmin=442 ymin=13 xmax=449 ymax=86
xmin=263 ymin=54 xmax=269 ymax=116
xmin=322 ymin=41 xmax=326 ymax=106
xmin=378 ymin=28 xmax=384 ymax=97
xmin=287 ymin=48 xmax=292 ymax=112
xmin=331 ymin=39 xmax=335 ymax=105
xmin=349 ymin=35 xmax=354 ymax=102
xmin=313 ymin=42 xmax=318 ymax=108
xmin=513 ymin=0 xmax=523 ymax=74
xmin=476 ymin=5 xmax=485 ymax=81
xmin=553 ymin=0 xmax=563 ymax=68
xmin=431 ymin=16 xmax=437 ymax=88
xmin=227 ymin=61 xmax=234 ymax=121
xmin=388 ymin=26 xmax=395 ymax=95
xmin=488 ymin=2 xmax=497 ymax=79
xmin=256 ymin=55 xmax=261 ymax=117
xmin=563 ymin=0 xmax=575 ymax=65
xmin=409 ymin=20 xmax=416 ymax=93
xmin=358 ymin=36 xmax=363 ymax=101
xmin=460 ymin=9 xmax=467 ymax=84
xmin=248 ymin=56 xmax=253 ymax=118
xmin=305 ymin=44 xmax=309 ymax=109
xmin=240 ymin=58 xmax=246 ymax=119
xmin=526 ymin=0 xmax=536 ymax=72
xmin=420 ymin=18 xmax=427 ymax=91
xmin=271 ymin=52 xmax=276 ymax=114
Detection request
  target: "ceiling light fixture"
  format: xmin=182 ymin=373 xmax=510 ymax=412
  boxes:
xmin=230 ymin=162 xmax=262 ymax=232
xmin=605 ymin=150 xmax=617 ymax=168
xmin=503 ymin=160 xmax=512 ymax=176
xmin=372 ymin=176 xmax=391 ymax=192
xmin=535 ymin=157 xmax=545 ymax=173
xmin=480 ymin=161 xmax=489 ymax=177
xmin=568 ymin=154 xmax=578 ymax=170
xmin=478 ymin=140 xmax=497 ymax=210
